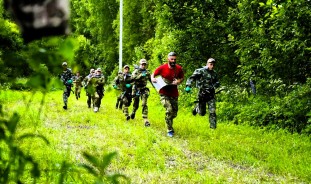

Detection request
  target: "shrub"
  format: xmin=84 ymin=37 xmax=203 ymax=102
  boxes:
xmin=217 ymin=78 xmax=311 ymax=134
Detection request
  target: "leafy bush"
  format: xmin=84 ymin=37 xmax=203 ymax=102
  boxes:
xmin=0 ymin=33 xmax=127 ymax=183
xmin=0 ymin=105 xmax=44 ymax=183
xmin=217 ymin=78 xmax=311 ymax=134
xmin=0 ymin=103 xmax=128 ymax=183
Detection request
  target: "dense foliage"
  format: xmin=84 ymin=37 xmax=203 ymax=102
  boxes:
xmin=1 ymin=1 xmax=311 ymax=130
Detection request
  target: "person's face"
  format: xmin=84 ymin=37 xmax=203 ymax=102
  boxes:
xmin=168 ymin=56 xmax=177 ymax=67
xmin=140 ymin=63 xmax=147 ymax=69
xmin=123 ymin=67 xmax=129 ymax=73
xmin=76 ymin=72 xmax=80 ymax=76
xmin=207 ymin=62 xmax=215 ymax=70
xmin=62 ymin=65 xmax=67 ymax=70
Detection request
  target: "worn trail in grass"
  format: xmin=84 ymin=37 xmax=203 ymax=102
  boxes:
xmin=3 ymin=89 xmax=310 ymax=183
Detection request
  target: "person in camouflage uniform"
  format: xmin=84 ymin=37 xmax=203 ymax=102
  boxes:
xmin=83 ymin=69 xmax=95 ymax=108
xmin=113 ymin=65 xmax=133 ymax=120
xmin=130 ymin=59 xmax=152 ymax=126
xmin=73 ymin=71 xmax=83 ymax=100
xmin=87 ymin=68 xmax=105 ymax=112
xmin=113 ymin=71 xmax=124 ymax=110
xmin=185 ymin=58 xmax=220 ymax=129
xmin=60 ymin=62 xmax=74 ymax=110
xmin=151 ymin=52 xmax=184 ymax=137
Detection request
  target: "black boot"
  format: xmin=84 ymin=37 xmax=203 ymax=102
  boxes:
xmin=126 ymin=116 xmax=130 ymax=121
xmin=192 ymin=105 xmax=198 ymax=116
xmin=119 ymin=101 xmax=123 ymax=109
xmin=130 ymin=112 xmax=135 ymax=119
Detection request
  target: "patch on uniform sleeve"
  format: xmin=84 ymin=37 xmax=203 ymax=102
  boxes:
xmin=4 ymin=0 xmax=70 ymax=43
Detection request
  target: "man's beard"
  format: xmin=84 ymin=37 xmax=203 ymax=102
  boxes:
xmin=169 ymin=62 xmax=176 ymax=67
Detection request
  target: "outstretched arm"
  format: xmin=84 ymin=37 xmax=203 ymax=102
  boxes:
xmin=186 ymin=69 xmax=201 ymax=87
xmin=151 ymin=73 xmax=157 ymax=83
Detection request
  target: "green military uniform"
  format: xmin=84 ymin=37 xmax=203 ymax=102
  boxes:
xmin=186 ymin=65 xmax=220 ymax=129
xmin=88 ymin=73 xmax=105 ymax=112
xmin=131 ymin=67 xmax=151 ymax=124
xmin=113 ymin=70 xmax=133 ymax=120
xmin=60 ymin=62 xmax=73 ymax=110
xmin=73 ymin=74 xmax=83 ymax=100
xmin=83 ymin=73 xmax=94 ymax=108
xmin=113 ymin=72 xmax=124 ymax=110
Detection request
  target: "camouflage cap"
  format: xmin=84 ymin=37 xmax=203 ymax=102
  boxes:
xmin=139 ymin=59 xmax=147 ymax=65
xmin=207 ymin=58 xmax=216 ymax=63
xmin=62 ymin=62 xmax=67 ymax=66
xmin=123 ymin=65 xmax=130 ymax=69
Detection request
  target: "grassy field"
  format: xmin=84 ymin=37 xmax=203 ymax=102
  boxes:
xmin=1 ymin=88 xmax=311 ymax=183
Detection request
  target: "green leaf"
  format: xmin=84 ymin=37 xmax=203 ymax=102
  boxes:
xmin=79 ymin=164 xmax=98 ymax=176
xmin=17 ymin=134 xmax=50 ymax=145
xmin=101 ymin=152 xmax=117 ymax=171
xmin=31 ymin=163 xmax=41 ymax=178
xmin=6 ymin=113 xmax=19 ymax=134
xmin=0 ymin=127 xmax=5 ymax=140
xmin=82 ymin=152 xmax=100 ymax=167
xmin=58 ymin=161 xmax=73 ymax=184
xmin=59 ymin=38 xmax=77 ymax=61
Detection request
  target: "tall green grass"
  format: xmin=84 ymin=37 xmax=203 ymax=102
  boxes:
xmin=1 ymin=88 xmax=310 ymax=183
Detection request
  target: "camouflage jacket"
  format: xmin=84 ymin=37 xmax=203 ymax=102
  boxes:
xmin=83 ymin=74 xmax=93 ymax=87
xmin=113 ymin=72 xmax=133 ymax=93
xmin=61 ymin=68 xmax=73 ymax=85
xmin=73 ymin=75 xmax=83 ymax=87
xmin=186 ymin=67 xmax=220 ymax=90
xmin=87 ymin=74 xmax=105 ymax=94
xmin=131 ymin=68 xmax=151 ymax=90
xmin=89 ymin=74 xmax=105 ymax=88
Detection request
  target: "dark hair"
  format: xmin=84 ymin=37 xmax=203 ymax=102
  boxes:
xmin=168 ymin=52 xmax=177 ymax=57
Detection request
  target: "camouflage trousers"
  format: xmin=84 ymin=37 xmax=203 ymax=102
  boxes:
xmin=196 ymin=98 xmax=217 ymax=129
xmin=85 ymin=87 xmax=93 ymax=108
xmin=63 ymin=85 xmax=72 ymax=105
xmin=122 ymin=93 xmax=132 ymax=117
xmin=132 ymin=92 xmax=149 ymax=119
xmin=115 ymin=93 xmax=123 ymax=109
xmin=87 ymin=94 xmax=92 ymax=108
xmin=160 ymin=95 xmax=178 ymax=132
xmin=91 ymin=90 xmax=104 ymax=108
xmin=75 ymin=85 xmax=82 ymax=99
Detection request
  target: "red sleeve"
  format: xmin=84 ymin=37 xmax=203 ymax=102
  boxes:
xmin=153 ymin=64 xmax=163 ymax=76
xmin=176 ymin=64 xmax=184 ymax=79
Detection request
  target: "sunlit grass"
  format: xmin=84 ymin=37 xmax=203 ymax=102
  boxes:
xmin=1 ymin=88 xmax=310 ymax=183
